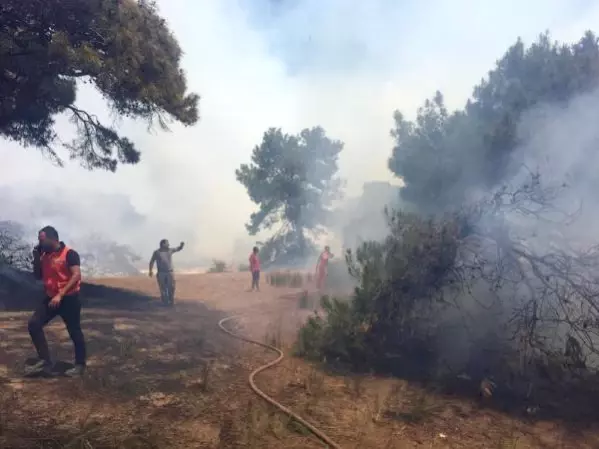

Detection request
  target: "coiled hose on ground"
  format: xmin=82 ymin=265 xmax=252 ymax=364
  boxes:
xmin=218 ymin=315 xmax=342 ymax=449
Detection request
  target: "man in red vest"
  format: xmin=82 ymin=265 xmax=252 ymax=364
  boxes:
xmin=25 ymin=226 xmax=86 ymax=377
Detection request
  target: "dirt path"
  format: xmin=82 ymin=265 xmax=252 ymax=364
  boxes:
xmin=0 ymin=273 xmax=597 ymax=448
xmin=0 ymin=273 xmax=320 ymax=448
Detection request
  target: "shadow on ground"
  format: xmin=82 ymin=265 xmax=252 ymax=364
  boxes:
xmin=0 ymin=279 xmax=164 ymax=312
xmin=0 ymin=281 xmax=232 ymax=382
xmin=0 ymin=280 xmax=256 ymax=448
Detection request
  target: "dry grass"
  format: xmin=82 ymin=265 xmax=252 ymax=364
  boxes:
xmin=0 ymin=299 xmax=240 ymax=448
xmin=0 ymin=273 xmax=597 ymax=448
xmin=265 ymin=263 xmax=353 ymax=294
xmin=252 ymin=352 xmax=599 ymax=448
xmin=266 ymin=271 xmax=312 ymax=288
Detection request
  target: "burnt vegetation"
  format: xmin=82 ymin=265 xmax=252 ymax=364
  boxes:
xmin=299 ymin=176 xmax=599 ymax=421
xmin=298 ymin=31 xmax=599 ymax=423
xmin=236 ymin=127 xmax=344 ymax=267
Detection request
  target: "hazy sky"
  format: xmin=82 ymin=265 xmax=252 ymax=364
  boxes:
xmin=1 ymin=0 xmax=598 ymax=260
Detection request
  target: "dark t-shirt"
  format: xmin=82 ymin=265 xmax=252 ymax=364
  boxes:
xmin=65 ymin=248 xmax=80 ymax=266
xmin=54 ymin=242 xmax=80 ymax=266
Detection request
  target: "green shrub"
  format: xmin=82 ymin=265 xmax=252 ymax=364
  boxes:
xmin=298 ymin=290 xmax=313 ymax=310
xmin=208 ymin=259 xmax=227 ymax=273
xmin=290 ymin=272 xmax=303 ymax=288
xmin=297 ymin=295 xmax=367 ymax=365
xmin=297 ymin=211 xmax=459 ymax=378
xmin=266 ymin=270 xmax=309 ymax=288
xmin=238 ymin=263 xmax=250 ymax=272
xmin=264 ymin=263 xmax=351 ymax=291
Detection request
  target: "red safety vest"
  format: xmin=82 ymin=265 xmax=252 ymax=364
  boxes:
xmin=40 ymin=245 xmax=81 ymax=297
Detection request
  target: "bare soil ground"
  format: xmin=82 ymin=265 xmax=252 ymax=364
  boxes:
xmin=0 ymin=272 xmax=597 ymax=448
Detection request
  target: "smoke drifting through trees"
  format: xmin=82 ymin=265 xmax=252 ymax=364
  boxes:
xmin=236 ymin=127 xmax=344 ymax=267
xmin=297 ymin=31 xmax=599 ymax=411
xmin=0 ymin=0 xmax=211 ymax=269
xmin=7 ymin=1 xmax=593 ymax=263
xmin=1 ymin=2 xmax=598 ymax=410
xmin=0 ymin=219 xmax=142 ymax=278
xmin=389 ymin=32 xmax=599 ymax=214
xmin=0 ymin=221 xmax=32 ymax=271
xmin=0 ymin=0 xmax=199 ymax=171
xmin=333 ymin=181 xmax=403 ymax=251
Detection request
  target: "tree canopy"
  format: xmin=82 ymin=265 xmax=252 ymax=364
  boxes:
xmin=236 ymin=127 xmax=343 ymax=265
xmin=0 ymin=0 xmax=199 ymax=171
xmin=389 ymin=32 xmax=599 ymax=213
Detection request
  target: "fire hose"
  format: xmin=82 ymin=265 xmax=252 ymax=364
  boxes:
xmin=218 ymin=315 xmax=342 ymax=449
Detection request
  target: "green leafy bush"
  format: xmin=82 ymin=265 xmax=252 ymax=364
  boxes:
xmin=297 ymin=211 xmax=459 ymax=379
xmin=0 ymin=221 xmax=32 ymax=270
xmin=238 ymin=263 xmax=250 ymax=272
xmin=266 ymin=271 xmax=312 ymax=288
xmin=208 ymin=259 xmax=227 ymax=273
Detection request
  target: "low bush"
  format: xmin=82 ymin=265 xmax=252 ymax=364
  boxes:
xmin=297 ymin=176 xmax=599 ymax=416
xmin=297 ymin=211 xmax=458 ymax=379
xmin=208 ymin=259 xmax=227 ymax=273
xmin=266 ymin=271 xmax=312 ymax=288
xmin=238 ymin=263 xmax=250 ymax=272
xmin=0 ymin=221 xmax=32 ymax=270
xmin=265 ymin=265 xmax=352 ymax=291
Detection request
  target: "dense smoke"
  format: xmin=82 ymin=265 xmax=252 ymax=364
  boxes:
xmin=432 ymin=87 xmax=599 ymax=383
xmin=300 ymin=85 xmax=599 ymax=395
xmin=332 ymin=181 xmax=403 ymax=252
xmin=0 ymin=185 xmax=201 ymax=274
xmin=512 ymin=89 xmax=599 ymax=244
xmin=4 ymin=0 xmax=597 ymax=269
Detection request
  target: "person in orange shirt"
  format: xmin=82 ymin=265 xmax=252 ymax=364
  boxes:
xmin=249 ymin=246 xmax=261 ymax=292
xmin=315 ymin=246 xmax=334 ymax=291
xmin=26 ymin=226 xmax=86 ymax=377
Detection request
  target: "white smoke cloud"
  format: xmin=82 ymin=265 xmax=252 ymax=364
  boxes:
xmin=508 ymin=88 xmax=599 ymax=251
xmin=1 ymin=0 xmax=598 ymax=266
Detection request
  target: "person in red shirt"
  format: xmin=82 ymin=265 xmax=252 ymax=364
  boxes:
xmin=249 ymin=246 xmax=261 ymax=292
xmin=315 ymin=246 xmax=334 ymax=291
xmin=25 ymin=226 xmax=86 ymax=377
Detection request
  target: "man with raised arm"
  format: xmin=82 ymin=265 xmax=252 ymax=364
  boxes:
xmin=149 ymin=239 xmax=184 ymax=305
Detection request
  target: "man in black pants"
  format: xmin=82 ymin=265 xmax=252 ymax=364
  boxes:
xmin=25 ymin=226 xmax=86 ymax=377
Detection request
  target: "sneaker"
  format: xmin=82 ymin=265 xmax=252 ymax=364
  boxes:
xmin=64 ymin=364 xmax=85 ymax=377
xmin=24 ymin=359 xmax=53 ymax=377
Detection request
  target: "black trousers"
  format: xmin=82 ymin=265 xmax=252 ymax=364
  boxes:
xmin=28 ymin=294 xmax=86 ymax=366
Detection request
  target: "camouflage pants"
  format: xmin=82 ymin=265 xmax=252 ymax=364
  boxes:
xmin=157 ymin=271 xmax=175 ymax=304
